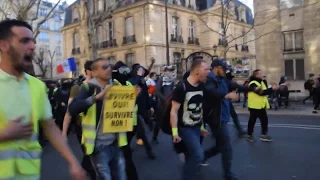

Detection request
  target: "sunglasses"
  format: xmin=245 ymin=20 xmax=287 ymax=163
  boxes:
xmin=102 ymin=64 xmax=113 ymax=70
xmin=112 ymin=66 xmax=131 ymax=75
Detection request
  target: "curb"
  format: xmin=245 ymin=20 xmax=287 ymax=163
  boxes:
xmin=236 ymin=111 xmax=319 ymax=118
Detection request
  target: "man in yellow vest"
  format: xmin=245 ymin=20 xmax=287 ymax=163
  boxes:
xmin=246 ymin=69 xmax=279 ymax=142
xmin=68 ymin=58 xmax=129 ymax=179
xmin=0 ymin=19 xmax=86 ymax=180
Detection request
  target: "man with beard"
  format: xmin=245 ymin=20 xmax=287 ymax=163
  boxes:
xmin=0 ymin=19 xmax=85 ymax=180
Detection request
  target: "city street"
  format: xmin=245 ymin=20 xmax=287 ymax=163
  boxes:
xmin=41 ymin=115 xmax=320 ymax=180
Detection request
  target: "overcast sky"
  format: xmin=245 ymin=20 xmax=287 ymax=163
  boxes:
xmin=55 ymin=0 xmax=254 ymax=12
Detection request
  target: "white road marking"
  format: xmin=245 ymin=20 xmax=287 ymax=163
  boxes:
xmin=232 ymin=123 xmax=320 ymax=130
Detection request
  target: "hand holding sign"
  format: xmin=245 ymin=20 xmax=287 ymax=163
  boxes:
xmin=95 ymin=84 xmax=113 ymax=101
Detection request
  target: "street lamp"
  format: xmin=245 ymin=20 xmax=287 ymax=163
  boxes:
xmin=212 ymin=45 xmax=218 ymax=60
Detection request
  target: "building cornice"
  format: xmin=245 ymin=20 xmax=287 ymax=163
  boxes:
xmin=61 ymin=22 xmax=80 ymax=32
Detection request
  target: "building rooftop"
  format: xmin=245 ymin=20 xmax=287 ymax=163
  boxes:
xmin=63 ymin=0 xmax=253 ymax=27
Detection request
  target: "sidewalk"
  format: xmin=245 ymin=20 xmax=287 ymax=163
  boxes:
xmin=233 ymin=102 xmax=319 ymax=117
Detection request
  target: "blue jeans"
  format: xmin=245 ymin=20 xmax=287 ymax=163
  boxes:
xmin=179 ymin=127 xmax=204 ymax=180
xmin=205 ymin=122 xmax=234 ymax=179
xmin=90 ymin=142 xmax=126 ymax=180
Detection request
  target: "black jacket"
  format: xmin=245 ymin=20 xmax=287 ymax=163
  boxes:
xmin=203 ymin=76 xmax=228 ymax=129
xmin=129 ymin=75 xmax=151 ymax=115
xmin=68 ymin=83 xmax=103 ymax=129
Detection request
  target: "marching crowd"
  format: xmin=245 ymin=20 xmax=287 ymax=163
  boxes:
xmin=0 ymin=19 xmax=293 ymax=180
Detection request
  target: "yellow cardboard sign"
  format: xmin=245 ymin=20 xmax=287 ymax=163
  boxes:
xmin=103 ymin=86 xmax=136 ymax=133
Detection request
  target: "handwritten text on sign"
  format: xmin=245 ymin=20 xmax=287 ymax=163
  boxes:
xmin=103 ymin=86 xmax=136 ymax=133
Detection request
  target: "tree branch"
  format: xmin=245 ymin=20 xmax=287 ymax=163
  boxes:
xmin=196 ymin=15 xmax=224 ymax=36
xmin=31 ymin=0 xmax=41 ymax=21
xmin=33 ymin=0 xmax=61 ymax=38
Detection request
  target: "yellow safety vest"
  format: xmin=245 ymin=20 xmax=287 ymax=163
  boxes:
xmin=0 ymin=75 xmax=45 ymax=179
xmin=80 ymin=81 xmax=128 ymax=155
xmin=247 ymin=80 xmax=270 ymax=109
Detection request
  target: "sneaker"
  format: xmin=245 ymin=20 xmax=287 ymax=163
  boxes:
xmin=200 ymin=161 xmax=209 ymax=166
xmin=136 ymin=139 xmax=144 ymax=146
xmin=260 ymin=135 xmax=273 ymax=142
xmin=313 ymin=110 xmax=318 ymax=114
xmin=178 ymin=153 xmax=185 ymax=163
xmin=246 ymin=135 xmax=255 ymax=142
xmin=238 ymin=131 xmax=247 ymax=138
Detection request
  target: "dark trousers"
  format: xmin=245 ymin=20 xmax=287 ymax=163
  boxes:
xmin=247 ymin=108 xmax=268 ymax=135
xmin=122 ymin=130 xmax=139 ymax=180
xmin=153 ymin=99 xmax=163 ymax=140
xmin=204 ymin=122 xmax=233 ymax=179
xmin=229 ymin=103 xmax=244 ymax=134
xmin=74 ymin=124 xmax=96 ymax=180
xmin=136 ymin=115 xmax=152 ymax=152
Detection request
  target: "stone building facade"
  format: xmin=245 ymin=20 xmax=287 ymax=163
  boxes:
xmin=254 ymin=0 xmax=320 ymax=94
xmin=62 ymin=0 xmax=255 ymax=77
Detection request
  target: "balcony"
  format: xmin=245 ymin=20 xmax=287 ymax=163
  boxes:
xmin=241 ymin=45 xmax=249 ymax=52
xmin=171 ymin=34 xmax=184 ymax=43
xmin=187 ymin=37 xmax=200 ymax=45
xmin=71 ymin=47 xmax=80 ymax=55
xmin=218 ymin=39 xmax=228 ymax=46
xmin=122 ymin=35 xmax=136 ymax=45
xmin=97 ymin=39 xmax=118 ymax=49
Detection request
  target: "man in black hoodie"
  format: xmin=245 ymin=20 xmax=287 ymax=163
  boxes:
xmin=129 ymin=64 xmax=156 ymax=159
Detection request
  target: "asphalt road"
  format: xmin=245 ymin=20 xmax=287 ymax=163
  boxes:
xmin=41 ymin=115 xmax=320 ymax=180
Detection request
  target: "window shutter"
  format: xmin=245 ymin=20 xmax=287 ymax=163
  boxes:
xmin=295 ymin=59 xmax=305 ymax=80
xmin=284 ymin=59 xmax=294 ymax=80
xmin=125 ymin=17 xmax=134 ymax=37
xmin=284 ymin=33 xmax=293 ymax=51
xmin=294 ymin=31 xmax=303 ymax=50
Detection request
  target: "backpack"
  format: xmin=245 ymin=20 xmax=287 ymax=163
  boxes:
xmin=161 ymin=81 xmax=186 ymax=135
xmin=304 ymin=79 xmax=314 ymax=90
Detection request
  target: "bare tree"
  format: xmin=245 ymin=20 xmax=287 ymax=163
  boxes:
xmin=33 ymin=48 xmax=55 ymax=77
xmin=0 ymin=0 xmax=61 ymax=38
xmin=81 ymin=0 xmax=117 ymax=60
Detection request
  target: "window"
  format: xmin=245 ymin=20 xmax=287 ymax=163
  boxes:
xmin=54 ymin=22 xmax=60 ymax=31
xmin=125 ymin=17 xmax=134 ymax=37
xmin=280 ymin=0 xmax=304 ymax=9
xmin=189 ymin=20 xmax=195 ymax=38
xmin=54 ymin=13 xmax=61 ymax=21
xmin=97 ymin=26 xmax=103 ymax=43
xmin=56 ymin=46 xmax=61 ymax=56
xmin=98 ymin=0 xmax=104 ymax=11
xmin=239 ymin=8 xmax=246 ymax=22
xmin=72 ymin=8 xmax=80 ymax=21
xmin=56 ymin=34 xmax=61 ymax=42
xmin=172 ymin=16 xmax=179 ymax=38
xmin=39 ymin=32 xmax=49 ymax=41
xmin=41 ymin=21 xmax=48 ymax=29
xmin=284 ymin=59 xmax=305 ymax=80
xmin=283 ymin=30 xmax=304 ymax=52
xmin=107 ymin=22 xmax=114 ymax=41
xmin=108 ymin=56 xmax=116 ymax=65
xmin=242 ymin=31 xmax=247 ymax=44
xmin=125 ymin=53 xmax=134 ymax=67
xmin=39 ymin=8 xmax=47 ymax=16
xmin=73 ymin=32 xmax=79 ymax=48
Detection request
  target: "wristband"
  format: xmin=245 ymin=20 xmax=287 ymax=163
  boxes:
xmin=201 ymin=124 xmax=205 ymax=131
xmin=172 ymin=128 xmax=178 ymax=136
